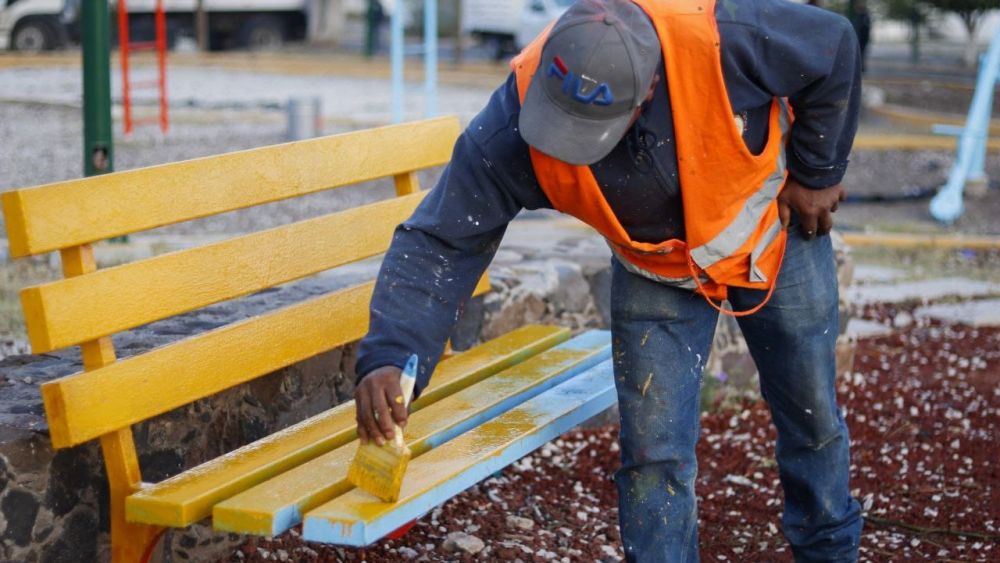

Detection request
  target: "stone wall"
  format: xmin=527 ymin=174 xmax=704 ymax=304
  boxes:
xmin=0 ymin=222 xmax=853 ymax=563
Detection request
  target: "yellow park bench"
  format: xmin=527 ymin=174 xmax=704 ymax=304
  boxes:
xmin=1 ymin=116 xmax=615 ymax=561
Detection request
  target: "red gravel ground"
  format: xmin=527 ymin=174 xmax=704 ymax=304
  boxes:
xmin=226 ymin=300 xmax=998 ymax=562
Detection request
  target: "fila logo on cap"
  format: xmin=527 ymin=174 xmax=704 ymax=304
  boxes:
xmin=548 ymin=55 xmax=614 ymax=106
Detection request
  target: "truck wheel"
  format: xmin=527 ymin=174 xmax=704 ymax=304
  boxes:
xmin=239 ymin=16 xmax=285 ymax=51
xmin=12 ymin=19 xmax=58 ymax=52
xmin=489 ymin=34 xmax=506 ymax=61
xmin=484 ymin=33 xmax=514 ymax=62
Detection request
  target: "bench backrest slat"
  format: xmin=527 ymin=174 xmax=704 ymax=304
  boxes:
xmin=41 ymin=275 xmax=492 ymax=448
xmin=7 ymin=116 xmax=474 ymax=457
xmin=21 ymin=192 xmax=427 ymax=353
xmin=2 ymin=117 xmax=460 ymax=258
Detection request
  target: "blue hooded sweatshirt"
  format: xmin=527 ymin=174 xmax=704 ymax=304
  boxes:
xmin=356 ymin=0 xmax=861 ymax=393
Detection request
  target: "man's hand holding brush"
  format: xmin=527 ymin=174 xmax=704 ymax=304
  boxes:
xmin=355 ymin=365 xmax=410 ymax=446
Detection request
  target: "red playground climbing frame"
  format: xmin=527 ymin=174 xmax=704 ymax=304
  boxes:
xmin=117 ymin=0 xmax=169 ymax=134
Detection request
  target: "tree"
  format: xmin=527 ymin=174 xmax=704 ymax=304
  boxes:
xmin=878 ymin=0 xmax=928 ymax=64
xmin=922 ymin=0 xmax=994 ymax=66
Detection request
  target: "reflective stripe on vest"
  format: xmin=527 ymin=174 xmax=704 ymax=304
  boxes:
xmin=611 ymin=247 xmax=703 ymax=290
xmin=689 ymin=99 xmax=791 ymax=277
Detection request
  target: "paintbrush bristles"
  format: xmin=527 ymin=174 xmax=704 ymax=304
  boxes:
xmin=349 ymin=353 xmax=419 ymax=502
xmin=348 ymin=438 xmax=412 ymax=502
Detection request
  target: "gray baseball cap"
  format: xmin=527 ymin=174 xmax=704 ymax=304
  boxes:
xmin=519 ymin=0 xmax=661 ymax=165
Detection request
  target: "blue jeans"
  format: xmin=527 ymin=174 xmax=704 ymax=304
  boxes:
xmin=610 ymin=227 xmax=862 ymax=562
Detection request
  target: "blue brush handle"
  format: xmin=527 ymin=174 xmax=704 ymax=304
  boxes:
xmin=399 ymin=354 xmax=418 ymax=408
xmin=387 ymin=354 xmax=419 ymax=449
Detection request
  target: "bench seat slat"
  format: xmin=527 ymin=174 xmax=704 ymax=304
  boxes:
xmin=1 ymin=117 xmax=460 ymax=258
xmin=123 ymin=325 xmax=570 ymax=527
xmin=22 ymin=192 xmax=427 ymax=353
xmin=41 ymin=275 xmax=490 ymax=449
xmin=303 ymin=359 xmax=616 ymax=546
xmin=210 ymin=331 xmax=612 ymax=537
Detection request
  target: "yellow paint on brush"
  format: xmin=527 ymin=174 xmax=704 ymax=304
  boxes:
xmin=2 ymin=117 xmax=459 ymax=258
xmin=21 ymin=193 xmax=426 ymax=353
xmin=348 ymin=353 xmax=417 ymax=503
xmin=348 ymin=442 xmax=411 ymax=502
xmin=212 ymin=342 xmax=607 ymax=536
xmin=125 ymin=325 xmax=568 ymax=527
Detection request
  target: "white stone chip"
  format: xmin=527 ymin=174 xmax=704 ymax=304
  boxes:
xmin=847 ymin=278 xmax=1000 ymax=306
xmin=442 ymin=531 xmax=485 ymax=555
xmin=846 ymin=319 xmax=894 ymax=338
xmin=914 ymin=299 xmax=1000 ymax=327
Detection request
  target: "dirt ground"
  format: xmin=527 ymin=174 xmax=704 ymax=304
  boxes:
xmin=223 ymin=291 xmax=999 ymax=562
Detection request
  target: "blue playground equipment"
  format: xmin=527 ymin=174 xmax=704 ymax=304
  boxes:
xmin=930 ymin=30 xmax=1000 ymax=223
xmin=390 ymin=0 xmax=438 ymax=123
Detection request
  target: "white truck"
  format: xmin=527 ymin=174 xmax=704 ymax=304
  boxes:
xmin=0 ymin=0 xmax=70 ymax=51
xmin=461 ymin=0 xmax=571 ymax=59
xmin=0 ymin=0 xmax=308 ymax=52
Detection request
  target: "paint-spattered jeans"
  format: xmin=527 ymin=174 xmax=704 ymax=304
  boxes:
xmin=610 ymin=226 xmax=862 ymax=562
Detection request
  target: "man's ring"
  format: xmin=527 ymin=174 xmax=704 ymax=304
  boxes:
xmin=806 ymin=230 xmax=814 ymax=235
xmin=394 ymin=395 xmax=404 ymax=405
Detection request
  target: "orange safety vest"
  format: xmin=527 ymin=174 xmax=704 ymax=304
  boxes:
xmin=511 ymin=0 xmax=793 ymax=316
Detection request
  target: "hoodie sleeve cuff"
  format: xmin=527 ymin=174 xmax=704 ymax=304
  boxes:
xmin=355 ymin=354 xmax=408 ymax=386
xmin=786 ymin=147 xmax=849 ymax=189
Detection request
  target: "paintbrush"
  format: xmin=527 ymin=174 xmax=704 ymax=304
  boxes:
xmin=348 ymin=354 xmax=419 ymax=502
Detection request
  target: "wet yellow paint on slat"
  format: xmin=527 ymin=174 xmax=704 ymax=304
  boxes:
xmin=211 ymin=334 xmax=610 ymax=536
xmin=2 ymin=117 xmax=459 ymax=258
xmin=21 ymin=193 xmax=426 ymax=353
xmin=302 ymin=362 xmax=615 ymax=545
xmin=41 ymin=275 xmax=490 ymax=449
xmin=124 ymin=325 xmax=568 ymax=527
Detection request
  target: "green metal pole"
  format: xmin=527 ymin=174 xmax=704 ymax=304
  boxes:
xmin=364 ymin=0 xmax=378 ymax=58
xmin=82 ymin=0 xmax=113 ymax=177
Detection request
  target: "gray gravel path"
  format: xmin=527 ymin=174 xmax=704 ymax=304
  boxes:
xmin=0 ymin=101 xmax=449 ymax=238
xmin=2 ymin=102 xmax=285 ymax=190
xmin=0 ymin=66 xmax=494 ymax=127
xmin=3 ymin=100 xmax=999 ymax=238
